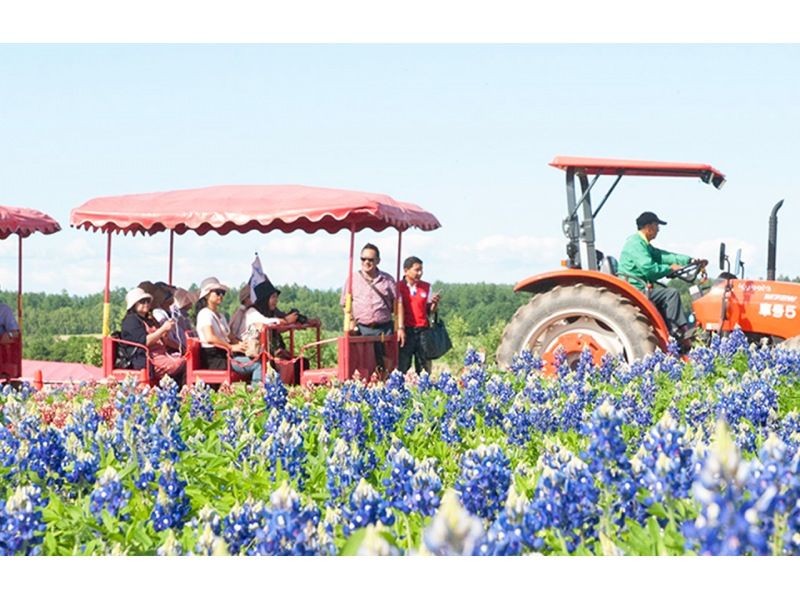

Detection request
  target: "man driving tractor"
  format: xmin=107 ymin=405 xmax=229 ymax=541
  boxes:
xmin=618 ymin=211 xmax=708 ymax=350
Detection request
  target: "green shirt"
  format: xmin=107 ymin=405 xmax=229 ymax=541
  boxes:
xmin=617 ymin=232 xmax=691 ymax=290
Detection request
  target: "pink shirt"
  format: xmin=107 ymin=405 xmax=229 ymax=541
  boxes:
xmin=341 ymin=269 xmax=397 ymax=325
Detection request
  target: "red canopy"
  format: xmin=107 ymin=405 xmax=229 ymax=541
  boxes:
xmin=70 ymin=185 xmax=441 ymax=235
xmin=0 ymin=205 xmax=62 ymax=240
xmin=549 ymin=156 xmax=726 ymax=188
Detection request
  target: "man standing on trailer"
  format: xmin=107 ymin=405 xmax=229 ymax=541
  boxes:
xmin=618 ymin=211 xmax=707 ymax=347
xmin=342 ymin=243 xmax=405 ymax=375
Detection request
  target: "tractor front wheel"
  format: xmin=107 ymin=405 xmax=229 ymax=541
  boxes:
xmin=496 ymin=284 xmax=659 ymax=371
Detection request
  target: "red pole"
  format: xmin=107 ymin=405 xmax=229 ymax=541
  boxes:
xmin=343 ymin=226 xmax=356 ymax=378
xmin=168 ymin=230 xmax=174 ymax=286
xmin=102 ymin=230 xmax=112 ymax=337
xmin=17 ymin=235 xmax=22 ymax=332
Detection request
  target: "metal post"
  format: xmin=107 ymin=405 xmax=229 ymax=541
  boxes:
xmin=395 ymin=230 xmax=403 ymax=332
xmin=563 ymin=168 xmax=581 ymax=268
xmin=102 ymin=231 xmax=112 ymax=337
xmin=17 ymin=235 xmax=22 ymax=332
xmin=168 ymin=230 xmax=174 ymax=286
xmin=578 ymin=172 xmax=598 ymax=271
xmin=343 ymin=226 xmax=356 ymax=377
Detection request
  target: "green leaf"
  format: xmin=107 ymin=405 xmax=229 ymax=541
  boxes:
xmin=339 ymin=528 xmax=367 ymax=556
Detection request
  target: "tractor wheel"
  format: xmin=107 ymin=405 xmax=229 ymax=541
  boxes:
xmin=779 ymin=335 xmax=800 ymax=350
xmin=496 ymin=283 xmax=659 ymax=370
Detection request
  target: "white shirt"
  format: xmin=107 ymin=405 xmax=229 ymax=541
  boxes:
xmin=244 ymin=307 xmax=281 ymax=329
xmin=196 ymin=307 xmax=231 ymax=348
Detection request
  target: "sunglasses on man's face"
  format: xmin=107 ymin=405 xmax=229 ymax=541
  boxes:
xmin=212 ymin=289 xmax=226 ymax=296
xmin=360 ymin=257 xmax=376 ymax=263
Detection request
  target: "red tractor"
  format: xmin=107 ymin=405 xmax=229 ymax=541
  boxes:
xmin=496 ymin=156 xmax=798 ymax=370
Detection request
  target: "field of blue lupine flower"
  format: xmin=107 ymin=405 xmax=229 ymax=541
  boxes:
xmin=4 ymin=329 xmax=800 ymax=556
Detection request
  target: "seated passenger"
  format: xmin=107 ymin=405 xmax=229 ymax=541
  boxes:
xmin=230 ymin=284 xmax=255 ymax=341
xmin=195 ymin=277 xmax=264 ymax=384
xmin=0 ymin=301 xmax=20 ymax=343
xmin=169 ymin=288 xmax=198 ymax=353
xmin=252 ymin=279 xmax=313 ymax=383
xmin=121 ymin=287 xmax=186 ymax=385
xmin=148 ymin=281 xmax=181 ymax=352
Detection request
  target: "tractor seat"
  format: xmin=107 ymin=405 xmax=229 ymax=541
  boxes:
xmin=600 ymin=255 xmax=618 ymax=276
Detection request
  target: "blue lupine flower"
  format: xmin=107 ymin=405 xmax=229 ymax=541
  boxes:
xmin=251 ymin=482 xmax=329 ymax=555
xmin=263 ymin=372 xmax=288 ymax=411
xmin=632 ymin=411 xmax=696 ymax=507
xmin=155 ymin=376 xmax=182 ymax=414
xmin=260 ymin=417 xmax=307 ymax=487
xmin=524 ymin=443 xmax=600 ymax=553
xmin=463 ymin=346 xmax=484 ymax=367
xmin=61 ymin=432 xmax=100 ymax=486
xmin=455 ymin=444 xmax=511 ymax=520
xmin=474 ymin=486 xmax=529 ymax=556
xmin=222 ymin=498 xmax=267 ymax=555
xmin=581 ymin=400 xmax=640 ymax=526
xmin=150 ymin=462 xmax=191 ymax=532
xmin=89 ymin=466 xmax=131 ymax=522
xmin=343 ymin=479 xmax=395 ymax=536
xmin=682 ymin=421 xmax=771 ymax=555
xmin=0 ymin=485 xmax=48 ymax=556
xmin=189 ymin=381 xmax=214 ymax=421
xmin=509 ymin=349 xmax=543 ymax=378
xmin=382 ymin=444 xmax=443 ymax=516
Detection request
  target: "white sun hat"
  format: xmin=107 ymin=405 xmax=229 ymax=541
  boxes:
xmin=125 ymin=287 xmax=153 ymax=311
xmin=199 ymin=276 xmax=230 ymax=300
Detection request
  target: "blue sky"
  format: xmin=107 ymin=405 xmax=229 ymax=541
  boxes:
xmin=1 ymin=44 xmax=799 ymax=295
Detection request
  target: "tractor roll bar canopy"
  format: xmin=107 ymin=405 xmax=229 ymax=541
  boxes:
xmin=549 ymin=156 xmax=726 ymax=189
xmin=549 ymin=156 xmax=726 ymax=271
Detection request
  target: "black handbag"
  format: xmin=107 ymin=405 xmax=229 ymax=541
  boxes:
xmin=419 ymin=312 xmax=452 ymax=360
xmin=111 ymin=331 xmax=134 ymax=369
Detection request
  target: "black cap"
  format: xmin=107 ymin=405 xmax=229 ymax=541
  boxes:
xmin=636 ymin=211 xmax=667 ymax=229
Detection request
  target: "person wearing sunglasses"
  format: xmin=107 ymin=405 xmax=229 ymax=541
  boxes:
xmin=341 ymin=243 xmax=405 ymax=375
xmin=195 ymin=276 xmax=263 ymax=383
xmin=120 ymin=286 xmax=185 ymax=384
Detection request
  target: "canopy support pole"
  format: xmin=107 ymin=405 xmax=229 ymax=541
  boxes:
xmin=168 ymin=230 xmax=174 ymax=286
xmin=395 ymin=230 xmax=403 ymax=333
xmin=102 ymin=231 xmax=112 ymax=337
xmin=17 ymin=235 xmax=22 ymax=332
xmin=343 ymin=226 xmax=356 ymax=379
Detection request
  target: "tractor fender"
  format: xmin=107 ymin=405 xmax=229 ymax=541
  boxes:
xmin=513 ymin=269 xmax=671 ymax=350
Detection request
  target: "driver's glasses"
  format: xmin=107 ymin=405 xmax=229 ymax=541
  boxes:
xmin=361 ymin=257 xmax=376 ymax=263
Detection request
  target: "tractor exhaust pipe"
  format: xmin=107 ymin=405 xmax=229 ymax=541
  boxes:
xmin=767 ymin=199 xmax=784 ymax=281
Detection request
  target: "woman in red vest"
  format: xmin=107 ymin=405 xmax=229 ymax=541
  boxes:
xmin=398 ymin=256 xmax=441 ymax=374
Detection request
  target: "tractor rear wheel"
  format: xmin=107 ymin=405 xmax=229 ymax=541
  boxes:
xmin=496 ymin=284 xmax=659 ymax=370
xmin=779 ymin=335 xmax=800 ymax=350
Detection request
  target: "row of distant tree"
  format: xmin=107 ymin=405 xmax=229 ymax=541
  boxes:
xmin=0 ymin=282 xmax=531 ymax=369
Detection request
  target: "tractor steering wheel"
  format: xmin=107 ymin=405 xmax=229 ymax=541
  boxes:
xmin=666 ymin=260 xmax=708 ymax=284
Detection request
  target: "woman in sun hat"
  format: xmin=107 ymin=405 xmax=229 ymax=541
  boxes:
xmin=195 ymin=276 xmax=263 ymax=383
xmin=169 ymin=287 xmax=198 ymax=353
xmin=120 ymin=286 xmax=186 ymax=385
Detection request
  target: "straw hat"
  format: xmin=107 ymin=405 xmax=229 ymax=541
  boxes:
xmin=199 ymin=276 xmax=229 ymax=300
xmin=126 ymin=287 xmax=153 ymax=311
